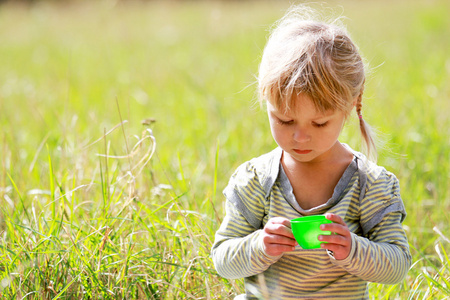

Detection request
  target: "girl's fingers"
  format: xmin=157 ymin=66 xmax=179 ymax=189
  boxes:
xmin=320 ymin=223 xmax=349 ymax=236
xmin=324 ymin=213 xmax=345 ymax=225
xmin=264 ymin=242 xmax=297 ymax=256
xmin=264 ymin=218 xmax=294 ymax=238
xmin=322 ymin=214 xmax=350 ymax=236
xmin=263 ymin=233 xmax=297 ymax=246
xmin=318 ymin=233 xmax=349 ymax=246
xmin=318 ymin=214 xmax=352 ymax=259
xmin=269 ymin=217 xmax=293 ymax=228
xmin=262 ymin=218 xmax=298 ymax=256
xmin=261 ymin=218 xmax=297 ymax=255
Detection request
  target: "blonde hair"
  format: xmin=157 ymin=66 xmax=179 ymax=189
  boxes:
xmin=258 ymin=5 xmax=377 ymax=161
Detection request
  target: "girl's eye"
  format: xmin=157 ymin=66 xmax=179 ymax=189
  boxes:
xmin=278 ymin=119 xmax=293 ymax=125
xmin=313 ymin=122 xmax=328 ymax=128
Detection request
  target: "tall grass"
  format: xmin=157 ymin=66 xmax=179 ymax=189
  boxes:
xmin=0 ymin=0 xmax=449 ymax=299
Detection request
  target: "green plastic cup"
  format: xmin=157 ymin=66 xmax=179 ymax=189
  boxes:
xmin=291 ymin=215 xmax=333 ymax=249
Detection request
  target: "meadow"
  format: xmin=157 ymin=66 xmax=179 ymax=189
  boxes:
xmin=0 ymin=0 xmax=449 ymax=298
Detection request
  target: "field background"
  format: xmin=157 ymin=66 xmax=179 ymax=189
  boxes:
xmin=0 ymin=0 xmax=449 ymax=299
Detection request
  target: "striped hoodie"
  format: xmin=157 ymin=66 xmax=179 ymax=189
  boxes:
xmin=211 ymin=146 xmax=411 ymax=299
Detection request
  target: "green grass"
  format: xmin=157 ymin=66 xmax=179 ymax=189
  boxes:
xmin=0 ymin=0 xmax=449 ymax=299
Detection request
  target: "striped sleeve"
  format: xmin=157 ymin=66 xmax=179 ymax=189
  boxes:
xmin=331 ymin=211 xmax=411 ymax=284
xmin=359 ymin=169 xmax=406 ymax=236
xmin=331 ymin=168 xmax=411 ymax=284
xmin=222 ymin=161 xmax=267 ymax=229
xmin=211 ymin=160 xmax=282 ymax=279
xmin=211 ymin=200 xmax=282 ymax=279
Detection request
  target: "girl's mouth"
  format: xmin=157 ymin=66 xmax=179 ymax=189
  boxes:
xmin=294 ymin=149 xmax=312 ymax=155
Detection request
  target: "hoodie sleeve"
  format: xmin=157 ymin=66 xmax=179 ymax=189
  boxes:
xmin=210 ymin=161 xmax=282 ymax=279
xmin=331 ymin=169 xmax=411 ymax=284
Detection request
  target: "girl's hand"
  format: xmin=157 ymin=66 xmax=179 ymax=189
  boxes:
xmin=319 ymin=213 xmax=352 ymax=260
xmin=261 ymin=217 xmax=297 ymax=256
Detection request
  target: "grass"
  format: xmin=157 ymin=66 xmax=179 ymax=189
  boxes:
xmin=0 ymin=0 xmax=449 ymax=299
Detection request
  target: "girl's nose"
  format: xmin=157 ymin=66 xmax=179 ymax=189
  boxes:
xmin=293 ymin=127 xmax=311 ymax=143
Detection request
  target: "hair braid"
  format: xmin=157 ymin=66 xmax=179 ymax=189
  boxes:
xmin=356 ymin=83 xmax=377 ymax=161
xmin=356 ymin=84 xmax=364 ymax=118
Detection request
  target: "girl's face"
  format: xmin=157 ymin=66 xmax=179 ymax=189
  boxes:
xmin=267 ymin=94 xmax=348 ymax=164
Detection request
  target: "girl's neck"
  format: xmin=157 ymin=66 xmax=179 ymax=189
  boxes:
xmin=281 ymin=142 xmax=354 ymax=210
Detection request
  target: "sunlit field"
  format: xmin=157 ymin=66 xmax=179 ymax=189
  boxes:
xmin=0 ymin=0 xmax=449 ymax=298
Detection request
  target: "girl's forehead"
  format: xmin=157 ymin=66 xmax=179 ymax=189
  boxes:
xmin=270 ymin=94 xmax=335 ymax=117
xmin=268 ymin=97 xmax=335 ymax=119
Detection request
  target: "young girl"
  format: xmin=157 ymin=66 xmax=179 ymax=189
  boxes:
xmin=211 ymin=5 xmax=411 ymax=300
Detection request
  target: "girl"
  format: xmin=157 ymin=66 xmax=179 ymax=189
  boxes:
xmin=211 ymin=5 xmax=411 ymax=300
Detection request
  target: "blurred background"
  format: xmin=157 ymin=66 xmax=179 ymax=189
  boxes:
xmin=0 ymin=0 xmax=449 ymax=298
